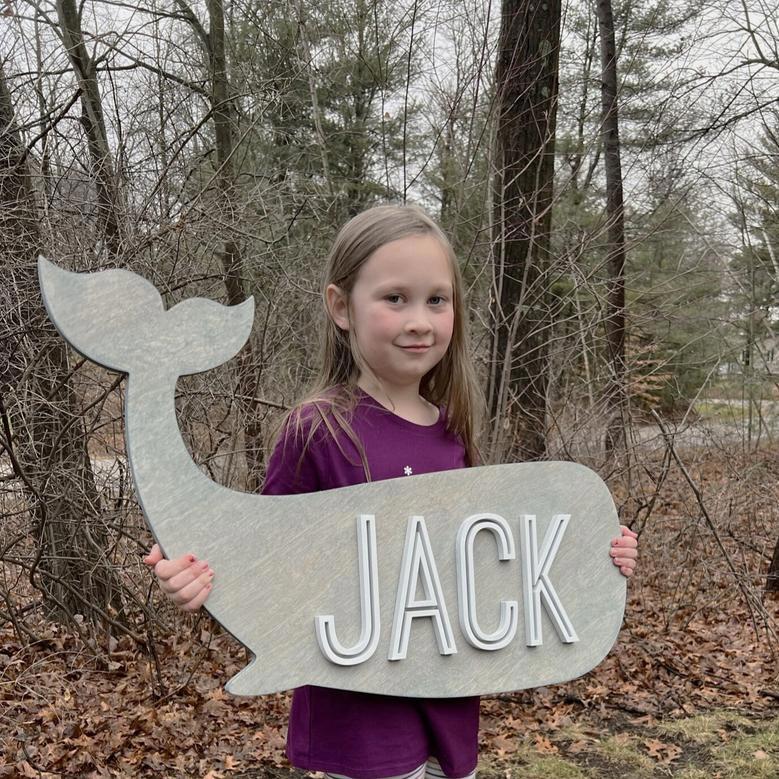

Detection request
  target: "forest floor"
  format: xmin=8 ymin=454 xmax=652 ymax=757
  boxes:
xmin=1 ymin=437 xmax=778 ymax=778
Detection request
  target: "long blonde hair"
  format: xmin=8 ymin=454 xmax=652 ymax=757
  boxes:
xmin=277 ymin=204 xmax=483 ymax=470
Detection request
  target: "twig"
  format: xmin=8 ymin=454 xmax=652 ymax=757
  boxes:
xmin=650 ymin=410 xmax=761 ymax=640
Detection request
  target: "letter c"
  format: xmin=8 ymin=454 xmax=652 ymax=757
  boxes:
xmin=456 ymin=513 xmax=518 ymax=651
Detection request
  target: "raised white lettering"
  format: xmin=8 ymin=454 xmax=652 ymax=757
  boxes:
xmin=388 ymin=516 xmax=457 ymax=660
xmin=520 ymin=514 xmax=578 ymax=646
xmin=456 ymin=513 xmax=519 ymax=650
xmin=315 ymin=514 xmax=381 ymax=665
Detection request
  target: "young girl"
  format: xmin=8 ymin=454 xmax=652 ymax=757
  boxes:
xmin=145 ymin=205 xmax=639 ymax=779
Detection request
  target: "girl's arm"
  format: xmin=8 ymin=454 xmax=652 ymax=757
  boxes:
xmin=610 ymin=525 xmax=638 ymax=577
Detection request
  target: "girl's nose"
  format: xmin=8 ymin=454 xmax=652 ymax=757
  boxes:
xmin=405 ymin=308 xmax=433 ymax=333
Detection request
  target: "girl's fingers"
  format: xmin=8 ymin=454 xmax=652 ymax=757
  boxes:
xmin=144 ymin=545 xmax=213 ymax=610
xmin=612 ymin=555 xmax=636 ymax=577
xmin=143 ymin=543 xmax=163 ymax=566
xmin=613 ymin=527 xmax=638 ymax=578
xmin=170 ymin=570 xmax=214 ymax=607
xmin=153 ymin=553 xmax=198 ymax=581
xmin=181 ymin=581 xmax=214 ymax=612
xmin=161 ymin=560 xmax=211 ymax=594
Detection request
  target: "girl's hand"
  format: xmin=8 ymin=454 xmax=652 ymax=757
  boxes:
xmin=143 ymin=543 xmax=214 ymax=611
xmin=610 ymin=525 xmax=638 ymax=578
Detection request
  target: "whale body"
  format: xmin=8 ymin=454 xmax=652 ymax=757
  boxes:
xmin=37 ymin=257 xmax=625 ymax=697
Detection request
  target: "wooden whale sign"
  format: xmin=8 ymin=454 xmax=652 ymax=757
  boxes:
xmin=38 ymin=257 xmax=626 ymax=698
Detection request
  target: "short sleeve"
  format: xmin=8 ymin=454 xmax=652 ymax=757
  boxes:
xmin=261 ymin=415 xmax=322 ymax=496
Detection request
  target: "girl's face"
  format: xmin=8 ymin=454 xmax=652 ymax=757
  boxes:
xmin=327 ymin=234 xmax=455 ymax=394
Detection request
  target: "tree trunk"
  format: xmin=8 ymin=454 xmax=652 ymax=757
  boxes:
xmin=596 ymin=0 xmax=628 ymax=453
xmin=487 ymin=0 xmax=562 ymax=463
xmin=55 ymin=0 xmax=123 ymax=254
xmin=767 ymin=536 xmax=779 ymax=596
xmin=0 ymin=63 xmax=123 ymax=633
xmin=206 ymin=0 xmax=264 ymax=491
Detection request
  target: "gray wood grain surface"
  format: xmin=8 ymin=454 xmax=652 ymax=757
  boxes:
xmin=38 ymin=257 xmax=626 ymax=698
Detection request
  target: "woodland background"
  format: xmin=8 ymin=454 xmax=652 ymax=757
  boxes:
xmin=0 ymin=0 xmax=777 ymax=776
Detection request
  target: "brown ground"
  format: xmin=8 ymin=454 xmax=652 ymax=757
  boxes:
xmin=1 ymin=444 xmax=777 ymax=777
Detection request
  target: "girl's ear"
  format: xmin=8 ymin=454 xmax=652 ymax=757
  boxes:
xmin=325 ymin=284 xmax=349 ymax=330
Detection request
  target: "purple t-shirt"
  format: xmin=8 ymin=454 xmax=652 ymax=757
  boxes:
xmin=262 ymin=389 xmax=479 ymax=779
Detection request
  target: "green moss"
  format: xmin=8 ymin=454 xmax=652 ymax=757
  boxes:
xmin=693 ymin=398 xmax=779 ymax=429
xmin=478 ymin=753 xmax=591 ymax=779
xmin=672 ymin=769 xmax=712 ymax=779
xmin=479 ymin=711 xmax=778 ymax=779
xmin=596 ymin=733 xmax=654 ymax=774
xmin=656 ymin=711 xmax=752 ymax=745
xmin=711 ymin=719 xmax=779 ymax=778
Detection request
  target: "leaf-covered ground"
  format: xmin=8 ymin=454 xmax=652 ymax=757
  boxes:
xmin=2 ymin=444 xmax=777 ymax=777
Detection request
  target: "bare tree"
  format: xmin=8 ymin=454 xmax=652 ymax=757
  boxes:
xmin=767 ymin=541 xmax=779 ymax=596
xmin=488 ymin=0 xmax=562 ymax=462
xmin=207 ymin=0 xmax=265 ymax=490
xmin=55 ymin=0 xmax=123 ymax=254
xmin=596 ymin=0 xmax=627 ymax=454
xmin=0 ymin=61 xmax=124 ymax=631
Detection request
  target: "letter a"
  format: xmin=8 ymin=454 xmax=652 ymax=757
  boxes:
xmin=520 ymin=514 xmax=578 ymax=646
xmin=388 ymin=516 xmax=457 ymax=660
xmin=315 ymin=514 xmax=380 ymax=665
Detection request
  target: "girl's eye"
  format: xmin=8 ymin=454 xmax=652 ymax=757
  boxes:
xmin=429 ymin=296 xmax=447 ymax=305
xmin=386 ymin=294 xmax=403 ymax=303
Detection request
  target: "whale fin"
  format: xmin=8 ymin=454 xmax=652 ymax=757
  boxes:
xmin=166 ymin=296 xmax=255 ymax=376
xmin=225 ymin=657 xmax=278 ymax=697
xmin=38 ymin=257 xmax=255 ymax=376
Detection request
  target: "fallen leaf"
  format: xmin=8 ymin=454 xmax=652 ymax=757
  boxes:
xmin=491 ymin=734 xmax=518 ymax=755
xmin=534 ymin=734 xmax=558 ymax=754
xmin=644 ymin=738 xmax=682 ymax=765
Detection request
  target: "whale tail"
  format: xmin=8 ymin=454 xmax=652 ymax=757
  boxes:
xmin=38 ymin=257 xmax=255 ymax=376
